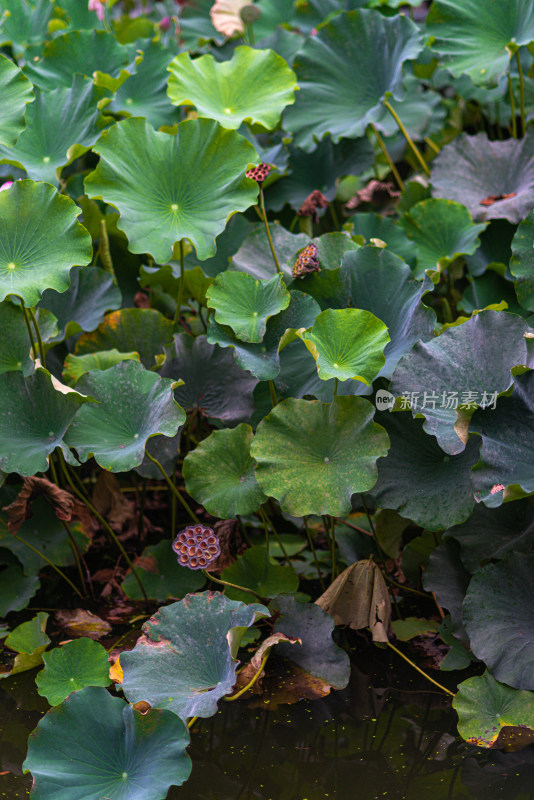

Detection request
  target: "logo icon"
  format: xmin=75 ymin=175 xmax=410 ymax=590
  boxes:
xmin=375 ymin=389 xmax=395 ymax=411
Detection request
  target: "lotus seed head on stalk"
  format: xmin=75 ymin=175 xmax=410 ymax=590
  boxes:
xmin=240 ymin=5 xmax=261 ymax=24
xmin=172 ymin=524 xmax=221 ymax=570
xmin=246 ymin=162 xmax=271 ymax=186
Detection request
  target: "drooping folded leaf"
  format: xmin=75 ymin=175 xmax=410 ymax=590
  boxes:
xmin=0 ymin=181 xmax=93 ymax=306
xmin=0 ymin=54 xmax=33 ymax=147
xmin=121 ymin=592 xmax=269 ymax=720
xmin=85 ymin=117 xmax=259 ymax=262
xmin=35 ymin=638 xmax=111 ymax=706
xmin=283 ymin=9 xmax=423 ymax=151
xmin=251 ymin=396 xmax=389 ymax=516
xmin=64 ymin=360 xmax=185 ymax=472
xmin=167 ymin=46 xmax=297 ymax=131
xmin=23 ymin=687 xmax=192 ymax=800
xmin=183 ymin=424 xmax=267 ymax=518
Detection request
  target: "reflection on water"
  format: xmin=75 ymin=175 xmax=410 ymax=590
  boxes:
xmin=2 ymin=654 xmax=534 ymax=800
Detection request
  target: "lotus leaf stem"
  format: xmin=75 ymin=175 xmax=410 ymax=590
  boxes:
xmin=144 ymin=451 xmax=199 ymax=523
xmin=508 ymin=71 xmax=518 ymax=139
xmin=202 ymin=570 xmax=266 ymax=601
xmin=329 ymin=200 xmax=340 ymax=231
xmin=98 ymin=219 xmax=116 ymax=279
xmin=258 ymin=187 xmax=282 ymax=274
xmin=515 ymin=51 xmax=526 ymax=137
xmin=259 ymin=506 xmax=291 ymax=563
xmin=304 ymin=516 xmax=325 ymax=590
xmin=15 ymin=533 xmax=84 ymax=599
xmin=382 ymin=100 xmax=430 ymax=176
xmin=174 ymin=239 xmax=186 ymax=326
xmin=330 ymin=515 xmax=337 ymax=580
xmin=268 ymin=379 xmax=278 ymax=408
xmin=225 ymin=649 xmax=271 ymax=701
xmin=371 ymin=124 xmax=405 ymax=191
xmin=386 ymin=641 xmax=455 ymax=697
xmin=27 ymin=307 xmax=46 ymax=369
xmin=20 ymin=301 xmax=37 ymax=361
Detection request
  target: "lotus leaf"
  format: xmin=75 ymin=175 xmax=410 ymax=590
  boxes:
xmin=0 ymin=564 xmax=40 ymax=617
xmin=207 ymin=272 xmax=290 ymax=343
xmin=0 ymin=0 xmax=54 ymax=52
xmin=35 ymin=638 xmax=111 ymax=706
xmin=0 ymin=299 xmax=33 ymax=376
xmin=0 ymin=54 xmax=33 ymax=148
xmin=510 ymin=210 xmax=534 ymax=311
xmin=422 ymin=539 xmax=471 ymax=643
xmin=63 ymin=350 xmax=140 ymax=386
xmin=221 ymin=545 xmax=299 ymax=603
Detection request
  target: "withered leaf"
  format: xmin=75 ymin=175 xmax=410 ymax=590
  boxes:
xmin=3 ymin=477 xmax=76 ymax=534
xmin=231 ymin=632 xmax=301 ymax=697
xmin=55 ymin=609 xmax=111 ymax=640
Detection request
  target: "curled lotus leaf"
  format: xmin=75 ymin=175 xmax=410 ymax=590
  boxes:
xmin=0 ymin=54 xmax=34 ymax=147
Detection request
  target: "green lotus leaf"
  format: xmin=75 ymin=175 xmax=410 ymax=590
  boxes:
xmin=445 ymin=499 xmax=534 ymax=573
xmin=426 ymin=0 xmax=534 ymax=85
xmin=107 ymin=39 xmax=179 ymax=129
xmin=38 ymin=266 xmax=121 ymax=340
xmin=372 ymin=412 xmax=480 ymax=531
xmin=431 ymin=131 xmax=534 ymax=224
xmin=390 ymin=310 xmax=529 ymax=454
xmin=23 ymin=30 xmax=135 ymax=90
xmin=439 ymin=615 xmax=477 ymax=671
xmin=221 ymin=545 xmax=299 ymax=603
xmin=422 ymin=539 xmax=470 ymax=643
xmin=271 ymin=594 xmax=350 ymax=689
xmin=208 ymin=290 xmax=321 ymax=380
xmin=35 ymin=638 xmax=111 ymax=706
xmin=0 ymin=77 xmax=110 ymax=185
xmin=458 ymin=270 xmax=526 ymax=317
xmin=352 ymin=213 xmax=415 ymax=267
xmin=299 ymin=308 xmax=389 ymax=384
xmin=0 ymin=54 xmax=33 ymax=147
xmin=370 ymin=73 xmax=446 ymax=141
xmin=207 ymin=272 xmax=290 ymax=343
xmin=183 ymin=424 xmax=267 ymax=518
xmin=185 ymin=213 xmax=251 ymax=277
xmin=0 ymin=0 xmax=54 ymax=52
xmin=23 ymin=687 xmax=191 ymax=800
xmin=401 ymin=199 xmax=487 ymax=276
xmin=62 ymin=350 xmax=140 ymax=387
xmin=75 ymin=308 xmax=174 ymax=369
xmin=121 ymin=540 xmax=206 ymax=602
xmin=167 ymin=46 xmax=297 ymax=131
xmin=267 ymin=136 xmax=374 ymax=212
xmin=0 ymin=180 xmax=93 ymax=306
xmin=159 ymin=334 xmax=257 ymax=425
xmin=283 ymin=9 xmax=423 ymax=152
xmin=135 ymin=431 xmax=182 ymax=482
xmin=391 ymin=617 xmax=441 ymax=642
xmin=176 ymin=0 xmax=223 ymax=49
xmin=454 ymin=671 xmax=534 ymax=747
xmin=0 ymin=368 xmax=88 ymax=476
xmin=251 ymin=396 xmax=389 ymax=516
xmin=255 ymin=0 xmax=367 ymax=37
xmin=0 ymin=564 xmax=40 ymax=617
xmin=64 ymin=360 xmax=185 ymax=472
xmin=0 ymin=299 xmax=33 ymax=376
xmin=85 ymin=117 xmax=259 ymax=262
xmin=121 ymin=592 xmax=269 ymax=720
xmin=510 ymin=210 xmax=534 ymax=311
xmin=471 ymin=371 xmax=534 ymax=507
xmin=54 ymin=0 xmax=105 ymax=30
xmin=3 ymin=612 xmax=50 ymax=674
xmin=463 ymin=553 xmax=534 ymax=690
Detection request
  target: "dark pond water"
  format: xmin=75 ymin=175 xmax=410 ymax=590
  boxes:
xmin=2 ymin=650 xmax=534 ymax=800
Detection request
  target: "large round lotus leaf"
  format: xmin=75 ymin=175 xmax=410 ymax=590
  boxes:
xmin=23 ymin=686 xmax=191 ymax=800
xmin=445 ymin=499 xmax=534 ymax=573
xmin=267 ymin=137 xmax=374 ymax=212
xmin=0 ymin=299 xmax=33 ymax=376
xmin=422 ymin=539 xmax=470 ymax=643
xmin=64 ymin=360 xmax=185 ymax=472
xmin=207 ymin=272 xmax=290 ymax=343
xmin=454 ymin=671 xmax=534 ymax=748
xmin=39 ymin=266 xmax=121 ymax=340
xmin=0 ymin=54 xmax=33 ymax=147
xmin=251 ymin=396 xmax=389 ymax=517
xmin=426 ymin=0 xmax=534 ymax=85
xmin=167 ymin=46 xmax=297 ymax=131
xmin=220 ymin=545 xmax=299 ymax=603
xmin=391 ymin=310 xmax=529 ymax=455
xmin=121 ymin=592 xmax=269 ymax=720
xmin=35 ymin=638 xmax=111 ymax=706
xmin=401 ymin=199 xmax=487 ymax=276
xmin=299 ymin=308 xmax=389 ymax=384
xmin=183 ymin=424 xmax=267 ymax=518
xmin=23 ymin=30 xmax=134 ymax=90
xmin=0 ymin=181 xmax=92 ymax=306
xmin=208 ymin=290 xmax=321 ymax=380
xmin=271 ymin=595 xmax=350 ymax=689
xmin=121 ymin=540 xmax=205 ymax=602
xmin=510 ymin=210 xmax=534 ymax=311
xmin=372 ymin=412 xmax=480 ymax=531
xmin=471 ymin=371 xmax=534 ymax=507
xmin=0 ymin=77 xmax=109 ymax=185
xmin=75 ymin=308 xmax=174 ymax=369
xmin=283 ymin=9 xmax=423 ymax=152
xmin=84 ymin=117 xmax=259 ymax=263
xmin=0 ymin=564 xmax=40 ymax=617
xmin=0 ymin=0 xmax=53 ymax=52
xmin=159 ymin=333 xmax=257 ymax=424
xmin=0 ymin=369 xmax=87 ymax=476
xmin=431 ymin=131 xmax=534 ymax=224
xmin=463 ymin=553 xmax=534 ymax=690
xmin=107 ymin=40 xmax=179 ymax=129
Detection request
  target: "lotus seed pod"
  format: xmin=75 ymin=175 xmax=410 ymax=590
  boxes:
xmin=240 ymin=5 xmax=261 ymax=24
xmin=172 ymin=524 xmax=221 ymax=570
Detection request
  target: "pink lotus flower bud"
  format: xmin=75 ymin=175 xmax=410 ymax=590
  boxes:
xmin=88 ymin=0 xmax=105 ymax=21
xmin=0 ymin=181 xmax=13 ymax=192
xmin=160 ymin=15 xmax=171 ymax=31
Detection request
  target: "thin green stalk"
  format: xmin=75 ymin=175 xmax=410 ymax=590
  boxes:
xmin=144 ymin=451 xmax=199 ymax=523
xmin=171 ymin=466 xmax=177 ymax=540
xmin=15 ymin=534 xmax=84 ymax=598
xmin=48 ymin=454 xmax=59 ymax=486
xmin=383 ymin=99 xmax=430 ymax=176
xmin=508 ymin=71 xmax=518 ymax=139
xmin=57 ymin=516 xmax=88 ymax=597
xmin=289 ymin=214 xmax=299 ymax=233
xmin=268 ymin=379 xmax=278 ymax=408
xmin=386 ymin=642 xmax=455 ymax=697
xmin=330 ymin=515 xmax=337 ymax=580
xmin=371 ymin=123 xmax=405 ymax=191
xmin=515 ymin=50 xmax=526 ymax=137
xmin=21 ymin=302 xmax=37 ymax=360
xmin=98 ymin=219 xmax=116 ymax=279
xmin=246 ymin=22 xmax=255 ymax=45
xmin=57 ymin=452 xmax=148 ymax=602
xmin=329 ymin=201 xmax=340 ymax=231
xmin=173 ymin=239 xmax=186 ymax=325
xmin=259 ymin=506 xmax=290 ymax=563
xmin=137 ymin=478 xmax=147 ymax=539
xmin=304 ymin=516 xmax=325 ymax=591
xmin=28 ymin=306 xmax=46 ymax=368
xmin=236 ymin=515 xmax=253 ymax=547
xmin=334 ymin=377 xmax=338 ymax=397
xmin=225 ymin=649 xmax=270 ymax=701
xmin=258 ymin=187 xmax=281 ymax=274
xmin=203 ymin=569 xmax=266 ymax=601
